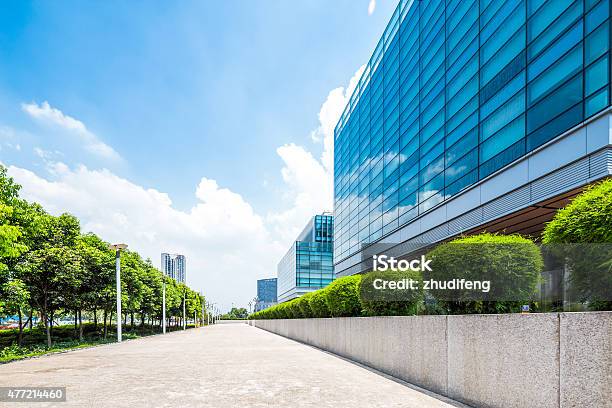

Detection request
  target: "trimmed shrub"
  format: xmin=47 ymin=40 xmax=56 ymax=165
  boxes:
xmin=426 ymin=233 xmax=543 ymax=314
xmin=324 ymin=275 xmax=362 ymax=317
xmin=543 ymin=178 xmax=612 ymax=243
xmin=542 ymin=179 xmax=612 ymax=310
xmin=288 ymin=298 xmax=303 ymax=318
xmin=297 ymin=292 xmax=314 ymax=317
xmin=309 ymin=289 xmax=330 ymax=317
xmin=359 ymin=269 xmax=424 ymax=316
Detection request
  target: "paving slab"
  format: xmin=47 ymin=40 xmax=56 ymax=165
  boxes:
xmin=0 ymin=322 xmax=467 ymax=408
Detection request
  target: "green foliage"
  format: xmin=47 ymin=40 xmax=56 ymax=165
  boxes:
xmin=543 ymin=179 xmax=612 ymax=244
xmin=288 ymin=298 xmax=303 ymax=318
xmin=220 ymin=307 xmax=248 ymax=320
xmin=359 ymin=269 xmax=423 ymax=316
xmin=308 ymin=289 xmax=330 ymax=318
xmin=324 ymin=276 xmax=362 ymax=317
xmin=0 ymin=164 xmax=207 ymax=352
xmin=297 ymin=292 xmax=314 ymax=317
xmin=542 ymin=180 xmax=612 ymax=310
xmin=426 ymin=233 xmax=543 ymax=314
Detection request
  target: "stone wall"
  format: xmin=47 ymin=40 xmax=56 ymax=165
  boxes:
xmin=250 ymin=312 xmax=612 ymax=408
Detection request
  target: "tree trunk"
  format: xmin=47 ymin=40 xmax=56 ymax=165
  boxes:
xmin=93 ymin=307 xmax=97 ymax=331
xmin=74 ymin=309 xmax=78 ymax=334
xmin=17 ymin=307 xmax=23 ymax=346
xmin=103 ymin=309 xmax=108 ymax=339
xmin=44 ymin=306 xmax=52 ymax=348
xmin=130 ymin=311 xmax=134 ymax=329
xmin=28 ymin=308 xmax=33 ymax=329
xmin=78 ymin=310 xmax=83 ymax=341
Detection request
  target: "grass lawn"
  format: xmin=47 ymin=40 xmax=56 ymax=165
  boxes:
xmin=0 ymin=322 xmax=198 ymax=363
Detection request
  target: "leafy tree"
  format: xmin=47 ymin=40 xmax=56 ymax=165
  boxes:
xmin=1 ymin=279 xmax=30 ymax=345
xmin=18 ymin=213 xmax=81 ymax=346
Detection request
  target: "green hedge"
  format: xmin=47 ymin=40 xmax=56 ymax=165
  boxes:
xmin=324 ymin=275 xmax=362 ymax=317
xmin=308 ymin=290 xmax=330 ymax=317
xmin=543 ymin=178 xmax=612 ymax=243
xmin=249 ymin=233 xmax=550 ymax=319
xmin=426 ymin=233 xmax=543 ymax=314
xmin=297 ymin=292 xmax=314 ymax=317
xmin=359 ymin=269 xmax=423 ymax=316
xmin=542 ymin=179 xmax=612 ymax=310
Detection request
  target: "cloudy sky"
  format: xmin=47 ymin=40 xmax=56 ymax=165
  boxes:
xmin=0 ymin=0 xmax=396 ymax=311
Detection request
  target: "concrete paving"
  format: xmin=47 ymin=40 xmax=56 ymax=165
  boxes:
xmin=0 ymin=322 xmax=467 ymax=408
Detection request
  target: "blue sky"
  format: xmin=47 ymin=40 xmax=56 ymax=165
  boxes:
xmin=0 ymin=0 xmax=398 ymax=309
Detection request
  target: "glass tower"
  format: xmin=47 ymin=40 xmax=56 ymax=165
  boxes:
xmin=161 ymin=253 xmax=186 ymax=283
xmin=277 ymin=213 xmax=334 ymax=302
xmin=255 ymin=278 xmax=278 ymax=311
xmin=334 ymin=0 xmax=611 ymax=269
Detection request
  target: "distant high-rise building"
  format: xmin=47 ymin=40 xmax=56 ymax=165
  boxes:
xmin=161 ymin=253 xmax=186 ymax=283
xmin=277 ymin=212 xmax=334 ymax=303
xmin=255 ymin=278 xmax=277 ymax=312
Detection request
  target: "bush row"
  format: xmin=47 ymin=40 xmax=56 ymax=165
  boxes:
xmin=249 ymin=232 xmax=545 ymax=319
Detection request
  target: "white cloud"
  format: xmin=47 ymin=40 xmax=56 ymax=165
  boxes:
xmin=268 ymin=65 xmax=365 ymax=241
xmin=5 ymin=67 xmax=365 ymax=310
xmin=21 ymin=101 xmax=120 ymax=161
xmin=368 ymin=0 xmax=377 ymax=15
xmin=6 ymin=162 xmax=284 ymax=310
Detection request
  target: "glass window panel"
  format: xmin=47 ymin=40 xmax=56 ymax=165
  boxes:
xmin=481 ymin=27 xmax=526 ymax=85
xmin=529 ymin=0 xmax=574 ymax=41
xmin=481 ymin=2 xmax=525 ymax=64
xmin=585 ymin=0 xmax=609 ymax=33
xmin=480 ymin=139 xmax=526 ymax=178
xmin=480 ymin=71 xmax=526 ymax=119
xmin=585 ymin=55 xmax=609 ymax=96
xmin=445 ymin=169 xmax=478 ymax=198
xmin=527 ymin=74 xmax=582 ymax=133
xmin=481 ymin=115 xmax=525 ymax=162
xmin=585 ymin=87 xmax=609 ymax=116
xmin=481 ymin=90 xmax=525 ymax=141
xmin=528 ymin=44 xmax=582 ymax=104
xmin=585 ymin=22 xmax=610 ymax=65
xmin=446 ymin=148 xmax=478 ymax=185
xmin=528 ymin=21 xmax=582 ymax=81
xmin=528 ymin=1 xmax=582 ymax=60
xmin=446 ymin=128 xmax=478 ymax=165
xmin=527 ymin=103 xmax=583 ymax=150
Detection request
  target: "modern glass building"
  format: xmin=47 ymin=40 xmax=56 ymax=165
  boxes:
xmin=161 ymin=253 xmax=186 ymax=283
xmin=334 ymin=0 xmax=612 ymax=276
xmin=277 ymin=213 xmax=334 ymax=302
xmin=255 ymin=278 xmax=278 ymax=312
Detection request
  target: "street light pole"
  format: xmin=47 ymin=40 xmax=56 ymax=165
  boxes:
xmin=162 ymin=276 xmax=166 ymax=334
xmin=182 ymin=289 xmax=186 ymax=330
xmin=109 ymin=243 xmax=128 ymax=343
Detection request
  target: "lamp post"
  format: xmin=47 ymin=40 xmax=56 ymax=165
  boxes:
xmin=109 ymin=243 xmax=128 ymax=343
xmin=162 ymin=275 xmax=166 ymax=334
xmin=182 ymin=289 xmax=186 ymax=330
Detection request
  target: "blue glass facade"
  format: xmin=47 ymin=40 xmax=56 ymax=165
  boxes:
xmin=277 ymin=214 xmax=334 ymax=302
xmin=334 ymin=0 xmax=611 ymax=263
xmin=257 ymin=278 xmax=277 ymax=303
